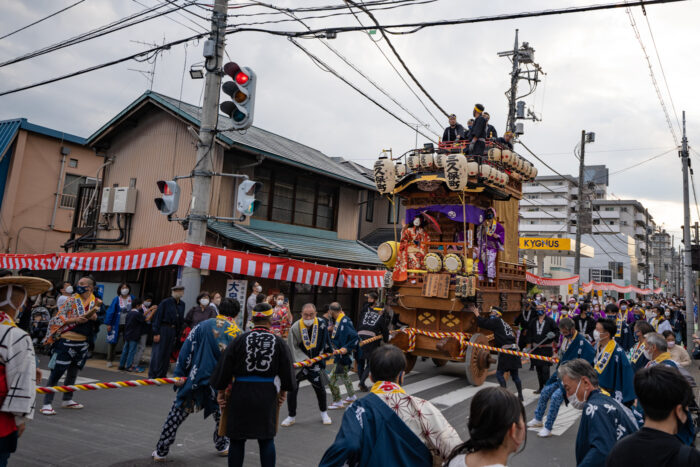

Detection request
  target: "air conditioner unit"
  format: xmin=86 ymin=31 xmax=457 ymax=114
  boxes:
xmin=100 ymin=187 xmax=114 ymax=214
xmin=112 ymin=187 xmax=138 ymax=214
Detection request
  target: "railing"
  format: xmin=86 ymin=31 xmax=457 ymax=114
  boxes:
xmin=59 ymin=193 xmax=77 ymax=209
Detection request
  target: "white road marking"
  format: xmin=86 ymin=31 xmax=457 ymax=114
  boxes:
xmin=39 ymin=369 xmax=97 ymax=386
xmin=430 ymin=382 xmax=499 ymax=408
xmin=527 ymin=404 xmax=581 ymax=436
xmin=403 ymin=375 xmax=460 ymax=395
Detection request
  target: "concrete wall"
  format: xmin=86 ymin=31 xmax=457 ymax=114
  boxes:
xmin=0 ymin=130 xmax=102 ymax=254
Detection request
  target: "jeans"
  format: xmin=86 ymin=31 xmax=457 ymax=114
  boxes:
xmin=534 ymin=382 xmax=565 ymax=430
xmin=228 ymin=438 xmax=275 ymax=467
xmin=0 ymin=450 xmax=9 ymax=467
xmin=119 ymin=340 xmax=139 ymax=369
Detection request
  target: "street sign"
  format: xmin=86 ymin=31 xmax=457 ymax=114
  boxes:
xmin=226 ymin=279 xmax=248 ymax=312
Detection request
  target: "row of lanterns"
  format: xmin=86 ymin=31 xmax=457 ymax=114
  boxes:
xmin=487 ymin=148 xmax=538 ymax=180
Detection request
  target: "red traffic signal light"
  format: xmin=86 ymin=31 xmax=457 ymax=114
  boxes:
xmin=224 ymin=62 xmax=249 ymax=86
xmin=221 ymin=61 xmax=257 ymax=130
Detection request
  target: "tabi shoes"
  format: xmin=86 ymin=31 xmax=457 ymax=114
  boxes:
xmin=61 ymin=400 xmax=84 ymax=409
xmin=537 ymin=427 xmax=553 ymax=438
xmin=281 ymin=416 xmax=296 ymax=427
xmin=343 ymin=395 xmax=357 ymax=404
xmin=40 ymin=405 xmax=56 ymax=416
xmin=321 ymin=412 xmax=332 ymax=425
xmin=328 ymin=401 xmax=346 ymax=410
xmin=526 ymin=418 xmax=543 ymax=428
xmin=152 ymin=450 xmax=167 ymax=462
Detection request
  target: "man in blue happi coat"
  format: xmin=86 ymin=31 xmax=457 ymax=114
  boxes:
xmin=320 ymin=345 xmax=461 ymax=466
xmin=528 ymin=317 xmax=595 ymax=438
xmin=609 ymin=304 xmax=634 ymax=352
xmin=152 ymin=298 xmax=242 ymax=461
xmin=559 ymin=359 xmax=642 ymax=467
xmin=593 ymin=318 xmax=636 ymax=405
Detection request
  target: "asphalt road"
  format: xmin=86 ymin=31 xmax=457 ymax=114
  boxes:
xmin=17 ymin=356 xmax=582 ymax=466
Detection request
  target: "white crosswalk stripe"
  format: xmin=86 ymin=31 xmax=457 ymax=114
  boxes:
xmin=528 ymin=404 xmax=581 ymax=437
xmin=430 ymin=382 xmax=499 ymax=408
xmin=39 ymin=368 xmax=97 ymax=386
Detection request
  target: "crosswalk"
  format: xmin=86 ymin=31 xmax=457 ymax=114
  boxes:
xmin=39 ymin=368 xmax=98 ymax=386
xmin=297 ymin=369 xmax=581 ymax=436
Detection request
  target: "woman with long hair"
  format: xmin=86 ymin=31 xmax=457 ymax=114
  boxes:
xmin=445 ymin=386 xmax=526 ymax=467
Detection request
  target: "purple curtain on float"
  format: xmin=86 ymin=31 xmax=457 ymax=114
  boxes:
xmin=405 ymin=204 xmax=485 ymax=225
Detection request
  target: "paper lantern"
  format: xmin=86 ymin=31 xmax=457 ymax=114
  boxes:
xmin=502 ymin=172 xmax=509 ymax=187
xmin=374 ymin=156 xmax=396 ymax=194
xmin=530 ymin=166 xmax=538 ymax=180
xmin=488 ymin=147 xmax=502 ymax=163
xmin=395 ymin=161 xmax=406 ymax=178
xmin=434 ymin=153 xmax=446 ymax=169
xmin=467 ymin=160 xmax=479 ymax=177
xmin=407 ymin=154 xmax=421 ymax=171
xmin=487 ymin=167 xmax=498 ymax=184
xmin=420 ymin=152 xmax=434 ymax=169
xmin=501 ymin=149 xmax=514 ymax=167
xmin=479 ymin=164 xmax=492 ymax=181
xmin=444 ymin=154 xmax=469 ymax=191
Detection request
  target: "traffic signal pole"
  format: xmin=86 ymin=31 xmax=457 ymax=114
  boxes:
xmin=181 ymin=0 xmax=228 ymax=306
xmin=681 ymin=110 xmax=695 ymax=353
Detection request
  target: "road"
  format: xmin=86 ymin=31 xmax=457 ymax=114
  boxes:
xmin=17 ymin=356 xmax=581 ymax=466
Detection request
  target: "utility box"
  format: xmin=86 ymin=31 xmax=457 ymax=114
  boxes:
xmin=112 ymin=187 xmax=138 ymax=214
xmin=100 ymin=187 xmax=114 ymax=214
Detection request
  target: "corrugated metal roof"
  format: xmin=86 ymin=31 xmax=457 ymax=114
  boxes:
xmin=208 ymin=220 xmax=380 ymax=266
xmin=87 ymin=91 xmax=375 ymax=190
xmin=0 ymin=119 xmax=21 ymax=162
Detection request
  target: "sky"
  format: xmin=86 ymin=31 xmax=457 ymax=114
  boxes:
xmin=0 ymin=0 xmax=697 ymax=243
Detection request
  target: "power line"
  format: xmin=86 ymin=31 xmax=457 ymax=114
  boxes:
xmin=344 ymin=0 xmax=449 ymax=118
xmin=0 ymin=0 xmax=87 ymax=41
xmin=289 ymin=38 xmax=437 ymax=143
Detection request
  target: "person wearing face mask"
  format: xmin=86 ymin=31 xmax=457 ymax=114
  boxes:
xmin=630 ymin=321 xmax=654 ymax=372
xmin=104 ymin=283 xmax=135 ymax=368
xmin=593 ymin=319 xmax=637 ymax=405
xmin=55 ymin=281 xmax=73 ymax=311
xmin=321 ymin=345 xmax=461 ymax=467
xmin=608 ymin=304 xmax=634 ymax=352
xmin=131 ymin=294 xmax=158 ymax=373
xmin=528 ymin=306 xmax=559 ymax=394
xmin=606 ymin=365 xmax=700 ymax=466
xmin=473 ymin=304 xmax=524 ymax=401
xmin=661 ymin=330 xmax=691 ymax=368
xmin=574 ymin=304 xmax=596 ymax=343
xmin=149 ymin=285 xmax=186 ymax=379
xmin=42 ymin=276 xmax=101 ymax=415
xmin=270 ymin=294 xmax=292 ymax=339
xmin=0 ymin=275 xmax=50 ymax=465
xmin=281 ymin=303 xmax=333 ymax=428
xmin=355 ymin=303 xmax=390 ymax=392
xmin=446 ymin=386 xmax=526 ymax=467
xmin=559 ymin=359 xmax=642 ymax=467
xmin=245 ymin=283 xmax=263 ymax=330
xmin=528 ymin=318 xmax=595 ymax=438
xmin=184 ymin=292 xmax=216 ymax=331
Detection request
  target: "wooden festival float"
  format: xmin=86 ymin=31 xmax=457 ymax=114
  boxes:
xmin=373 ymin=139 xmax=537 ymax=385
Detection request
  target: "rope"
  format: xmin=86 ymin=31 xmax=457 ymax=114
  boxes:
xmin=292 ymin=334 xmax=385 ymax=369
xmin=35 ymin=377 xmax=185 ymax=394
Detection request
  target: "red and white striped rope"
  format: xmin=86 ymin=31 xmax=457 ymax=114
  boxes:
xmin=35 ymin=377 xmax=185 ymax=394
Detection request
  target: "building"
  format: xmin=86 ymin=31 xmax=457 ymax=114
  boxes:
xmin=0 ymin=118 xmax=103 ymax=281
xmin=650 ymin=229 xmax=679 ymax=294
xmin=67 ymin=90 xmax=381 ymax=317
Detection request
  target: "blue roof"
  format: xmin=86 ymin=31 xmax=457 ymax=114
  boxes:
xmin=87 ymin=91 xmax=376 ymax=190
xmin=0 ymin=118 xmax=85 ymax=148
xmin=0 ymin=119 xmax=21 ymax=162
xmin=208 ymin=219 xmax=380 ymax=266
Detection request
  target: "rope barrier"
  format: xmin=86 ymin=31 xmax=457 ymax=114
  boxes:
xmin=462 ymin=341 xmax=559 ymax=363
xmin=35 ymin=377 xmax=185 ymax=394
xmin=292 ymin=334 xmax=385 ymax=369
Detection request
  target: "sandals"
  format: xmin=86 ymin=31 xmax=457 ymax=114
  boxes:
xmin=40 ymin=406 xmax=56 ymax=416
xmin=61 ymin=400 xmax=84 ymax=409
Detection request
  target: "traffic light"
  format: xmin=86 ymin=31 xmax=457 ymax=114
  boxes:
xmin=154 ymin=180 xmax=180 ymax=216
xmin=220 ymin=62 xmax=257 ymax=130
xmin=236 ymin=180 xmax=262 ymax=217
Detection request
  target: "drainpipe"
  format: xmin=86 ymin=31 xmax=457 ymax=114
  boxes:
xmin=50 ymin=146 xmax=69 ymax=230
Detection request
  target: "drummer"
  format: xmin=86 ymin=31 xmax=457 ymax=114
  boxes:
xmin=471 ymin=304 xmax=524 ymax=401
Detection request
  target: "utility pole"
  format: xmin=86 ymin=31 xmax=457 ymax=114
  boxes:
xmin=181 ymin=0 xmax=228 ymax=306
xmin=574 ymin=130 xmax=587 ymax=296
xmin=505 ymin=29 xmax=519 ymax=134
xmin=681 ymin=110 xmax=695 ymax=352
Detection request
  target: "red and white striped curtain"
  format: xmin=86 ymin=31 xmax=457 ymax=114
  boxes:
xmin=337 ymin=268 xmax=385 ymax=289
xmin=0 ymin=253 xmax=59 ymax=270
xmin=525 ymin=272 xmax=579 ymax=286
xmin=581 ymin=282 xmax=662 ymax=295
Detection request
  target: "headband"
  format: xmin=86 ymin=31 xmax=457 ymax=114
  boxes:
xmin=252 ymin=305 xmax=274 ymax=318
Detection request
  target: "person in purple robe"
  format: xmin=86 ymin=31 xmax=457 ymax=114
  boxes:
xmin=475 ymin=207 xmax=504 ymax=282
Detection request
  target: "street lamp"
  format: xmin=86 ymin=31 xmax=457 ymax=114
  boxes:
xmin=189 ymin=64 xmax=204 ymax=79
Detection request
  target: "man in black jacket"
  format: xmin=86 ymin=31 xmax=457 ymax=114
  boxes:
xmin=483 ymin=112 xmax=498 ymax=139
xmin=496 ymin=131 xmax=514 ymax=150
xmin=442 ymin=114 xmax=465 ymax=142
xmin=468 ymin=104 xmax=487 ymax=155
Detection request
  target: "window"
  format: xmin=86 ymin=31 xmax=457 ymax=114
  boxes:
xmin=68 ymin=158 xmax=78 ymax=168
xmin=608 ymin=262 xmax=624 ymax=279
xmin=253 ymin=166 xmax=339 ymax=230
xmin=387 ymin=197 xmax=401 ymax=224
xmin=365 ymin=192 xmax=374 ymax=222
xmin=621 ymin=207 xmax=628 ymax=212
xmin=593 ymin=219 xmax=600 ymax=225
xmin=527 ymin=194 xmax=540 ymax=199
xmin=609 ymin=221 xmax=615 ymax=225
xmin=527 ymin=207 xmax=539 ymax=212
xmin=557 ymin=181 xmax=563 ymax=185
xmin=590 ymin=269 xmax=613 ymax=282
xmin=621 ymin=221 xmax=628 ymax=226
xmin=60 ymin=173 xmax=95 ymax=208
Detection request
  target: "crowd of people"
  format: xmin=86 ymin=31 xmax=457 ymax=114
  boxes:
xmin=1 ymin=271 xmax=699 ymax=466
xmin=441 ymin=104 xmax=515 ymax=153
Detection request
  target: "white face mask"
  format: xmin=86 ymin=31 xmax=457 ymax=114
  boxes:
xmin=570 ymin=380 xmax=588 ymax=410
xmin=413 ymin=218 xmax=421 ymax=227
xmin=593 ymin=330 xmax=601 ymax=341
xmin=254 ymin=286 xmax=262 ymax=293
xmin=143 ymin=301 xmax=152 ymax=308
xmin=621 ymin=305 xmax=627 ymax=310
xmin=65 ymin=286 xmax=74 ymax=295
xmin=668 ymin=341 xmax=676 ymax=348
xmin=277 ymin=300 xmax=284 ymax=306
xmin=120 ymin=288 xmax=130 ymax=296
xmin=200 ymin=298 xmax=210 ymax=307
xmin=303 ymin=318 xmax=315 ymax=326
xmin=664 ymin=311 xmax=671 ymax=318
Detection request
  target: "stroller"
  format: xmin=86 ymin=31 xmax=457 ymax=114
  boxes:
xmin=30 ymin=307 xmax=51 ymax=353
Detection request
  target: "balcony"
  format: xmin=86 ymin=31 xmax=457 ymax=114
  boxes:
xmin=520 ymin=210 xmax=568 ymax=219
xmin=520 ymin=197 xmax=569 ymax=206
xmin=523 ymin=184 xmax=570 ymax=194
xmin=596 ymin=209 xmax=618 ymax=219
xmin=520 ymin=223 xmax=567 ymax=233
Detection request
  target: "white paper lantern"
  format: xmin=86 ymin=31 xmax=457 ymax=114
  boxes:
xmin=444 ymin=154 xmax=469 ymax=191
xmin=530 ymin=166 xmax=538 ymax=180
xmin=407 ymin=154 xmax=421 ymax=171
xmin=467 ymin=160 xmax=479 ymax=177
xmin=488 ymin=147 xmax=502 ymax=163
xmin=395 ymin=161 xmax=406 ymax=178
xmin=501 ymin=149 xmax=514 ymax=167
xmin=487 ymin=167 xmax=498 ymax=184
xmin=420 ymin=152 xmax=434 ymax=169
xmin=434 ymin=153 xmax=446 ymax=169
xmin=502 ymin=172 xmax=509 ymax=187
xmin=479 ymin=164 xmax=492 ymax=182
xmin=374 ymin=157 xmax=396 ymax=194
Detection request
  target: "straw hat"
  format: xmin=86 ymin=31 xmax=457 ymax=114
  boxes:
xmin=0 ymin=276 xmax=52 ymax=296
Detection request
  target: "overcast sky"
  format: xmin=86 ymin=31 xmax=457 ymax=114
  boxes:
xmin=0 ymin=0 xmax=697 ymax=242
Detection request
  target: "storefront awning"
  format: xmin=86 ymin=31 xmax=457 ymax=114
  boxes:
xmin=208 ymin=220 xmax=380 ymax=266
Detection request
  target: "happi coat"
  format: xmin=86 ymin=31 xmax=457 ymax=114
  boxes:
xmin=594 ymin=340 xmax=636 ymax=404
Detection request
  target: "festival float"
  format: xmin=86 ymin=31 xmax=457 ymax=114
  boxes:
xmin=373 ymin=139 xmax=538 ymax=385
